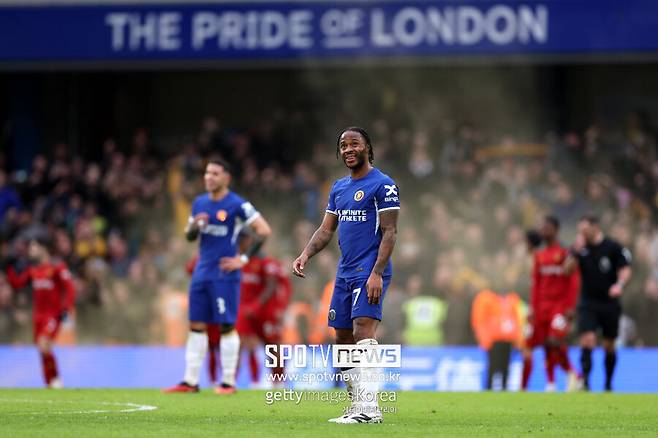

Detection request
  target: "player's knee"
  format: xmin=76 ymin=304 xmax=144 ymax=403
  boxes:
xmin=220 ymin=324 xmax=235 ymax=335
xmin=352 ymin=318 xmax=377 ymax=342
xmin=37 ymin=337 xmax=51 ymax=353
xmin=190 ymin=321 xmax=207 ymax=332
xmin=334 ymin=328 xmax=353 ymax=344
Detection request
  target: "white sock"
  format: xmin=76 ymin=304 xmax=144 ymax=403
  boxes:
xmin=342 ymin=368 xmax=360 ymax=411
xmin=356 ymin=339 xmax=380 ymax=414
xmin=220 ymin=329 xmax=240 ymax=386
xmin=184 ymin=331 xmax=208 ymax=386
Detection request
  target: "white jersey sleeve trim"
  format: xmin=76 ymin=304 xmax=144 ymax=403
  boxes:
xmin=244 ymin=211 xmax=261 ymax=226
xmin=377 ymin=206 xmax=400 ymax=213
xmin=325 ymin=209 xmax=338 ymax=216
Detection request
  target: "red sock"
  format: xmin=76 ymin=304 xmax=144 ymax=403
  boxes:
xmin=544 ymin=346 xmax=556 ymax=383
xmin=557 ymin=345 xmax=572 ymax=372
xmin=249 ymin=350 xmax=259 ymax=383
xmin=208 ymin=348 xmax=218 ymax=383
xmin=41 ymin=352 xmax=58 ymax=385
xmin=522 ymin=356 xmax=533 ymax=390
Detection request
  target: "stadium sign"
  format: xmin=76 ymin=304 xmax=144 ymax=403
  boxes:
xmin=104 ymin=5 xmax=547 ymax=53
xmin=0 ymin=0 xmax=657 ymax=65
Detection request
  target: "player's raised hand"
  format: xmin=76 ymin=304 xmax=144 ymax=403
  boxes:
xmin=220 ymin=256 xmax=246 ymax=272
xmin=573 ymin=232 xmax=586 ymax=252
xmin=366 ymin=272 xmax=383 ymax=305
xmin=292 ymin=254 xmax=308 ymax=278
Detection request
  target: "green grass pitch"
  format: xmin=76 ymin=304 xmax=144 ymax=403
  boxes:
xmin=0 ymin=389 xmax=656 ymax=437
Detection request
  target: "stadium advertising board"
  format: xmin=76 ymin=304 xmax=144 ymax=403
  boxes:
xmin=0 ymin=0 xmax=657 ymax=64
xmin=1 ymin=346 xmax=657 ymax=392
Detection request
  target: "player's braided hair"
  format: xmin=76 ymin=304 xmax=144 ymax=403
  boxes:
xmin=336 ymin=127 xmax=374 ymax=164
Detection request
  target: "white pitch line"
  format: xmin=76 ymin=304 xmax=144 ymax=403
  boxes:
xmin=0 ymin=398 xmax=158 ymax=414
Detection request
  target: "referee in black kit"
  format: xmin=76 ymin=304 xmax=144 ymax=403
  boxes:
xmin=564 ymin=215 xmax=632 ymax=391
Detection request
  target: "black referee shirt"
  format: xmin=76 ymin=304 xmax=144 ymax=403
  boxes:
xmin=575 ymin=237 xmax=631 ymax=303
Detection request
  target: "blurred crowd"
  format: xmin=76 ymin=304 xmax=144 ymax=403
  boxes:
xmin=1 ymin=102 xmax=658 ymax=346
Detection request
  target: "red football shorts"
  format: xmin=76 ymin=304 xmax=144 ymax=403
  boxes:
xmin=525 ymin=312 xmax=570 ymax=348
xmin=33 ymin=314 xmax=60 ymax=342
xmin=236 ymin=304 xmax=284 ymax=344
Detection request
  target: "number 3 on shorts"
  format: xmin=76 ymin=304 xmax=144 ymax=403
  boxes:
xmin=217 ymin=297 xmax=226 ymax=314
xmin=352 ymin=288 xmax=361 ymax=308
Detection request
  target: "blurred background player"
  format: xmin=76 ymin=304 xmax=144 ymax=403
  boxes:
xmin=185 ymin=254 xmax=221 ymax=387
xmin=236 ymin=232 xmax=291 ymax=387
xmin=522 ymin=216 xmax=581 ymax=392
xmin=403 ymin=274 xmax=447 ymax=346
xmin=564 ymin=215 xmax=632 ymax=391
xmin=471 ymin=287 xmax=524 ymax=390
xmin=164 ymin=157 xmax=271 ymax=394
xmin=293 ymin=127 xmax=400 ymax=424
xmin=5 ymin=235 xmax=75 ymax=388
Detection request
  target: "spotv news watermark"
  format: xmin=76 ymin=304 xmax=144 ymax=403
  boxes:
xmin=264 ymin=344 xmax=402 ymax=368
xmin=263 ymin=343 xmax=401 ymax=412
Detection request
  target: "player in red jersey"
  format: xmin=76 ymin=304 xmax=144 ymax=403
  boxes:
xmin=522 ymin=216 xmax=582 ymax=391
xmin=235 ymin=234 xmax=291 ymax=386
xmin=6 ymin=236 xmax=75 ymax=388
xmin=260 ymin=255 xmax=292 ymax=386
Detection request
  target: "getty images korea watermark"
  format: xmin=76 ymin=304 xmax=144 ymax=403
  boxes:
xmin=263 ymin=344 xmax=401 ymax=412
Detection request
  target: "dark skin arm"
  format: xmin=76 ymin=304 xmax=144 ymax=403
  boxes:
xmin=563 ymin=255 xmax=577 ymax=275
xmin=563 ymin=233 xmax=585 ymax=274
xmin=292 ymin=213 xmax=338 ymax=278
xmin=366 ymin=209 xmax=398 ymax=305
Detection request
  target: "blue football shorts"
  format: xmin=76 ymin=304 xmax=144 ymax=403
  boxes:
xmin=188 ymin=279 xmax=240 ymax=325
xmin=328 ymin=276 xmax=391 ymax=329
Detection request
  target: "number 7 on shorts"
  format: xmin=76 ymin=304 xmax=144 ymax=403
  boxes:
xmin=352 ymin=288 xmax=361 ymax=308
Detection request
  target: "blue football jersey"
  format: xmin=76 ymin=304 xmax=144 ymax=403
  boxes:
xmin=190 ymin=191 xmax=260 ymax=282
xmin=326 ymin=168 xmax=400 ymax=278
